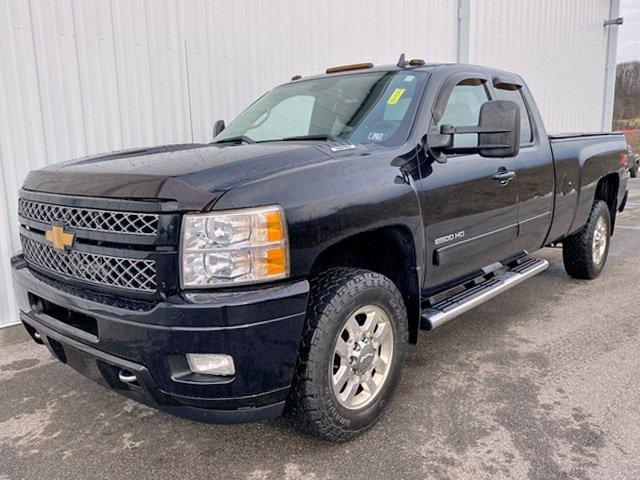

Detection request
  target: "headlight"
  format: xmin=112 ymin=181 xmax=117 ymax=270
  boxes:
xmin=181 ymin=205 xmax=289 ymax=287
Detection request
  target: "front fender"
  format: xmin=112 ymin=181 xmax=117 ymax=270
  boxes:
xmin=210 ymin=149 xmax=424 ymax=281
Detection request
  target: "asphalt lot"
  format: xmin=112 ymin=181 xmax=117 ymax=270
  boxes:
xmin=2 ymin=181 xmax=640 ymax=480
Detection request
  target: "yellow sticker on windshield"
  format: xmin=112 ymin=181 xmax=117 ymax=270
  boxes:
xmin=387 ymin=88 xmax=406 ymax=105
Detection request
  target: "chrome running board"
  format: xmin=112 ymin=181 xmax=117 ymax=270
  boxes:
xmin=421 ymin=257 xmax=549 ymax=330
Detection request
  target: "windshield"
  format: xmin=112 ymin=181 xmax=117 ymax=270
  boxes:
xmin=214 ymin=70 xmax=428 ymax=146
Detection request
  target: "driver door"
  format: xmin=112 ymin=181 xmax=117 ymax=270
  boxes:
xmin=419 ymin=78 xmax=520 ymax=288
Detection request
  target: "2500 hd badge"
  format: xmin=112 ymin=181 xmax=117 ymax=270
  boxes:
xmin=12 ymin=56 xmax=629 ymax=442
xmin=434 ymin=231 xmax=465 ymax=246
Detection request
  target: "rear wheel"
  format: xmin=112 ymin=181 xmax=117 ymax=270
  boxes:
xmin=562 ymin=200 xmax=611 ymax=279
xmin=286 ymin=268 xmax=408 ymax=442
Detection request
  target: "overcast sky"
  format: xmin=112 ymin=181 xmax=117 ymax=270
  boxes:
xmin=618 ymin=0 xmax=640 ymax=63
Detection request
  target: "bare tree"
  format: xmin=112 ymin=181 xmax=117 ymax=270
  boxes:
xmin=614 ymin=61 xmax=640 ymax=125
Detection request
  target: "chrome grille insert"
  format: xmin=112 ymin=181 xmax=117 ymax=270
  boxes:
xmin=18 ymin=199 xmax=159 ymax=236
xmin=20 ymin=236 xmax=157 ymax=293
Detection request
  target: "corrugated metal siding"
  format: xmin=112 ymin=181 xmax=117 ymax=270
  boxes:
xmin=0 ymin=0 xmax=459 ymax=327
xmin=468 ymin=0 xmax=610 ymax=133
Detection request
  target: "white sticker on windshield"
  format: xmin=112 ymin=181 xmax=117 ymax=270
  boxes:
xmin=368 ymin=132 xmax=384 ymax=141
xmin=404 ymin=75 xmax=415 ymax=82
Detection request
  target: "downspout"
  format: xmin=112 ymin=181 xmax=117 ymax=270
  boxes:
xmin=602 ymin=0 xmax=622 ymax=132
xmin=457 ymin=0 xmax=470 ymax=63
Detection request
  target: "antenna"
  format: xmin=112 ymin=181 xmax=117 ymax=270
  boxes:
xmin=396 ymin=53 xmax=407 ymax=68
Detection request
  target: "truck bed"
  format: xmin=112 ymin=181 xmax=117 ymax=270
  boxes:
xmin=548 ymin=132 xmax=625 ymax=139
xmin=546 ymin=131 xmax=627 ymax=243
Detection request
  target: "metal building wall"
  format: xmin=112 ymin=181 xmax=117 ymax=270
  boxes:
xmin=0 ymin=0 xmax=459 ymax=327
xmin=467 ymin=0 xmax=612 ymax=133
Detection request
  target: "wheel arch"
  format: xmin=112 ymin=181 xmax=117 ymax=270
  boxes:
xmin=594 ymin=172 xmax=620 ymax=233
xmin=309 ymin=225 xmax=421 ymax=343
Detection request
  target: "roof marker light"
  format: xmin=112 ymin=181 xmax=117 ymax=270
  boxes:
xmin=326 ymin=62 xmax=374 ymax=74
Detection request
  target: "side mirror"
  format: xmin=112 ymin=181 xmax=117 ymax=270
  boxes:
xmin=213 ymin=119 xmax=225 ymax=137
xmin=476 ymin=100 xmax=520 ymax=158
xmin=427 ymin=100 xmax=520 ymax=159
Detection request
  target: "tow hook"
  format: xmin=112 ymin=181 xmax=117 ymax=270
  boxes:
xmin=118 ymin=370 xmax=138 ymax=385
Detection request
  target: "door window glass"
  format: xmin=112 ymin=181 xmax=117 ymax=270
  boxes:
xmin=438 ymin=82 xmax=489 ymax=148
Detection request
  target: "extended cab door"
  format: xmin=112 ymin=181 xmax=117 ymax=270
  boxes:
xmin=488 ymin=77 xmax=555 ymax=252
xmin=418 ymin=76 xmax=520 ymax=287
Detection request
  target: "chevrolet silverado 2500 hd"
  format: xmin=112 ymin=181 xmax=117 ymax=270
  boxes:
xmin=12 ymin=59 xmax=629 ymax=442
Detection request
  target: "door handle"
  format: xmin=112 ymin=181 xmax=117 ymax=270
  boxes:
xmin=493 ymin=169 xmax=516 ymax=185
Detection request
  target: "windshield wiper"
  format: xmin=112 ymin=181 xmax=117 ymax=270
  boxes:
xmin=213 ymin=135 xmax=256 ymax=145
xmin=278 ymin=134 xmax=343 ymax=142
xmin=214 ymin=134 xmax=345 ymax=145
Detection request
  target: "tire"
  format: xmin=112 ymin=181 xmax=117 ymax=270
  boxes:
xmin=562 ymin=200 xmax=611 ymax=280
xmin=631 ymin=163 xmax=638 ymax=178
xmin=286 ymin=267 xmax=408 ymax=442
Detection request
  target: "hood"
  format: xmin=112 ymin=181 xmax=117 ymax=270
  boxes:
xmin=22 ymin=142 xmax=354 ymax=210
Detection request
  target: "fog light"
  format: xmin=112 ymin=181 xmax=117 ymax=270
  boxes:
xmin=186 ymin=353 xmax=235 ymax=376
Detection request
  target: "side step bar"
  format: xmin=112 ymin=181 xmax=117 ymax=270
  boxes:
xmin=421 ymin=257 xmax=549 ymax=330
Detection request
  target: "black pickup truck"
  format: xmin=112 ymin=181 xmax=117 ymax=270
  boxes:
xmin=12 ymin=58 xmax=629 ymax=442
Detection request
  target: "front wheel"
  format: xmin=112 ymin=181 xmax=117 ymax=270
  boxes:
xmin=562 ymin=200 xmax=611 ymax=279
xmin=286 ymin=268 xmax=408 ymax=442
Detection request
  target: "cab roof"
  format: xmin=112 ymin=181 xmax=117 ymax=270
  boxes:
xmin=284 ymin=61 xmax=525 ymax=94
xmin=289 ymin=63 xmax=439 ymax=83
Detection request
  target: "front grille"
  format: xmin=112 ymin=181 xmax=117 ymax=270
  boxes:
xmin=21 ymin=236 xmax=157 ymax=293
xmin=18 ymin=199 xmax=159 ymax=236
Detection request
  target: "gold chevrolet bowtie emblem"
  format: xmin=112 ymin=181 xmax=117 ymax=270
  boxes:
xmin=45 ymin=225 xmax=75 ymax=250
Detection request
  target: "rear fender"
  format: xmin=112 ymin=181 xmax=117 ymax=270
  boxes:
xmin=569 ymin=142 xmax=625 ymax=235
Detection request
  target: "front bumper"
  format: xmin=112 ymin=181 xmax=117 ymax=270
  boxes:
xmin=12 ymin=255 xmax=309 ymax=423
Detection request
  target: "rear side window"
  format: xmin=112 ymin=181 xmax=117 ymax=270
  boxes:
xmin=493 ymin=87 xmax=533 ymax=144
xmin=438 ymin=82 xmax=489 ymax=148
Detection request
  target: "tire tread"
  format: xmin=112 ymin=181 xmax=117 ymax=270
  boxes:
xmin=562 ymin=200 xmax=610 ymax=280
xmin=286 ymin=267 xmax=407 ymax=442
